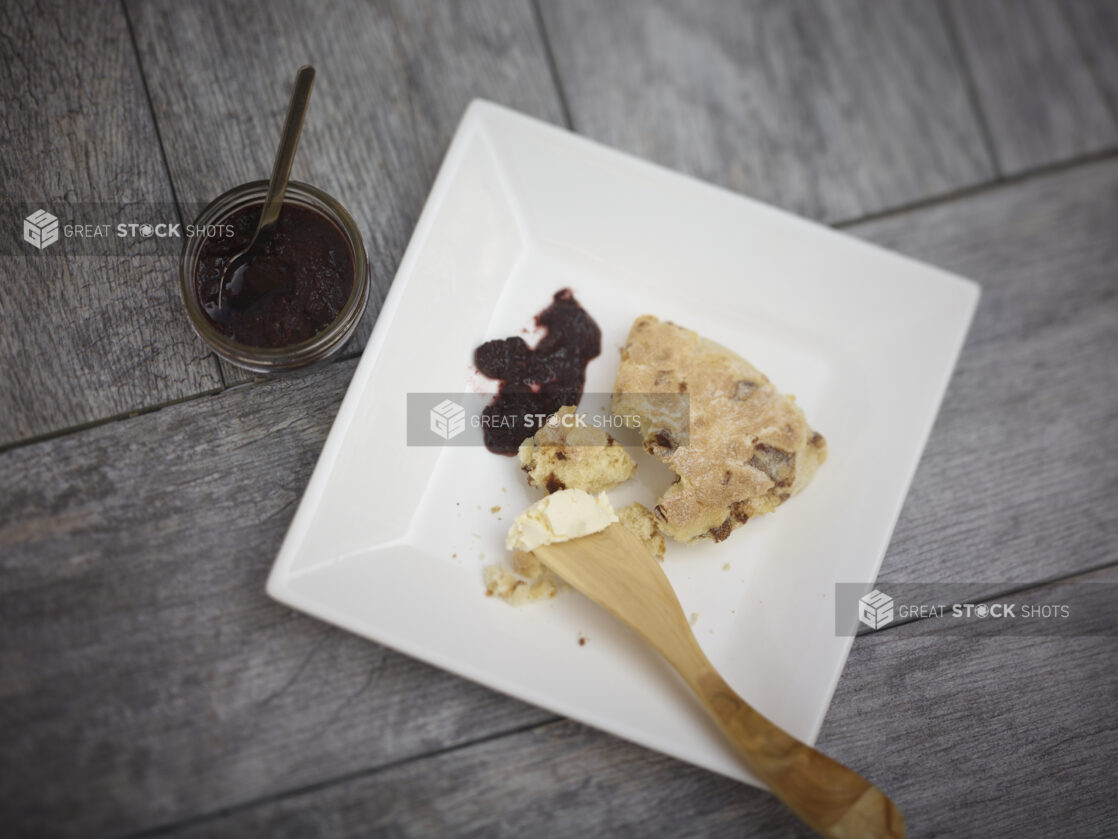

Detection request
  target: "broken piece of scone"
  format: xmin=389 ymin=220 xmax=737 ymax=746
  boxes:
xmin=486 ymin=489 xmax=620 ymax=605
xmin=483 ymin=554 xmax=560 ymax=604
xmin=518 ymin=405 xmax=636 ymax=494
xmin=612 ymin=315 xmax=827 ymax=544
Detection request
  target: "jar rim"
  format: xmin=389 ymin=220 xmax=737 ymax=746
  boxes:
xmin=178 ymin=180 xmax=370 ymax=373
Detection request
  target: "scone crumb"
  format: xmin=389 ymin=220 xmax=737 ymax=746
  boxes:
xmin=512 ymin=550 xmax=545 ymax=579
xmin=722 ymin=563 xmax=731 ymax=571
xmin=689 ymin=612 xmax=699 ymax=626
xmin=490 ymin=505 xmax=501 ymax=513
xmin=617 ymin=502 xmax=666 ymax=560
xmin=484 ymin=564 xmax=560 ymax=605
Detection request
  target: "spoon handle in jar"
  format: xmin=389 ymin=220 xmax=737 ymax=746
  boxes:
xmin=256 ymin=65 xmax=316 ymax=236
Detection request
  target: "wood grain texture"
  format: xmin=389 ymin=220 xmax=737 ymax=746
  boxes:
xmin=1063 ymin=0 xmax=1118 ymax=119
xmin=850 ymin=158 xmax=1118 ymax=590
xmin=150 ymin=566 xmax=1118 ymax=838
xmin=538 ymin=0 xmax=994 ymax=223
xmin=2 ymin=5 xmax=1116 ymax=837
xmin=0 ymin=359 xmax=553 ymax=839
xmin=947 ymin=0 xmax=1118 ymax=174
xmin=126 ymin=0 xmax=563 ymax=383
xmin=0 ymin=1 xmax=221 ymax=446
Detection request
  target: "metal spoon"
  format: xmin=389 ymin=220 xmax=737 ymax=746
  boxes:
xmin=217 ymin=65 xmax=316 ymax=309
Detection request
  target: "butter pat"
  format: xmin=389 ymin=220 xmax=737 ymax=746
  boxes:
xmin=506 ymin=489 xmax=618 ymax=552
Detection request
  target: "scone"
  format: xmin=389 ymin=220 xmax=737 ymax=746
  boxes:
xmin=612 ymin=316 xmax=826 ymax=543
xmin=518 ymin=405 xmax=636 ymax=494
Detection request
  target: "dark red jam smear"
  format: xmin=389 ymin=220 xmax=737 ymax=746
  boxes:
xmin=195 ymin=202 xmax=354 ymax=348
xmin=473 ymin=289 xmax=601 ymax=455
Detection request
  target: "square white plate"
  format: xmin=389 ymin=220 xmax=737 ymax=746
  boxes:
xmin=267 ymin=101 xmax=979 ymax=786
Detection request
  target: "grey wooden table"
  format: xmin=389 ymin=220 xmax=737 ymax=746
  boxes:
xmin=2 ymin=1 xmax=1116 ymax=836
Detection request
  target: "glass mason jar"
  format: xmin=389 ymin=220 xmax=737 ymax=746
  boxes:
xmin=179 ymin=180 xmax=369 ymax=373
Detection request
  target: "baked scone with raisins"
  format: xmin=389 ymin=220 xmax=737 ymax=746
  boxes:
xmin=611 ymin=315 xmax=826 ymax=544
xmin=518 ymin=405 xmax=636 ymax=494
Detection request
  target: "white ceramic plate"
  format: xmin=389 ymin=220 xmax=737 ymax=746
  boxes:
xmin=267 ymin=101 xmax=979 ymax=786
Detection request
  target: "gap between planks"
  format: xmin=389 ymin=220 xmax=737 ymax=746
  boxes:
xmin=530 ymin=0 xmax=575 ymax=130
xmin=120 ymin=0 xmax=226 ymax=391
xmin=936 ymin=0 xmax=1003 ymax=175
xmin=0 ymin=386 xmax=223 ymax=456
xmin=114 ymin=718 xmax=561 ymax=839
xmin=832 ymin=145 xmax=1118 ymax=229
xmin=121 ymin=0 xmax=188 ymax=254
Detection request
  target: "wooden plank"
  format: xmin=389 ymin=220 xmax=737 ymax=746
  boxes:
xmin=538 ymin=0 xmax=994 ymax=224
xmin=947 ymin=0 xmax=1118 ymax=174
xmin=1063 ymin=0 xmax=1118 ymax=119
xmin=850 ymin=158 xmax=1118 ymax=590
xmin=0 ymin=1 xmax=222 ymax=446
xmin=125 ymin=0 xmax=564 ymax=384
xmin=0 ymin=359 xmax=553 ymax=839
xmin=152 ymin=566 xmax=1118 ymax=838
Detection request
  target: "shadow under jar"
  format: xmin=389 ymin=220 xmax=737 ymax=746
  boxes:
xmin=180 ymin=180 xmax=369 ymax=373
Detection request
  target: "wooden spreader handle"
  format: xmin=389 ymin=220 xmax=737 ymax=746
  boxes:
xmin=692 ymin=668 xmax=905 ymax=839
